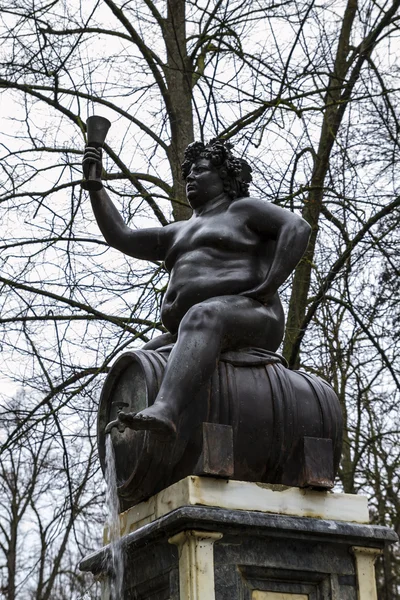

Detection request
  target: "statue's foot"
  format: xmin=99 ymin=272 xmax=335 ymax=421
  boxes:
xmin=117 ymin=406 xmax=177 ymax=438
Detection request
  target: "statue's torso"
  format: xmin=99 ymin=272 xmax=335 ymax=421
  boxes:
xmin=161 ymin=198 xmax=275 ymax=332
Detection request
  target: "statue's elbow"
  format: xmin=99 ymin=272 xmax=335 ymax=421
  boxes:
xmin=285 ymin=217 xmax=310 ymax=247
xmin=102 ymin=222 xmax=131 ymax=250
xmin=299 ymin=218 xmax=311 ymax=246
xmin=100 ymin=229 xmax=118 ymax=248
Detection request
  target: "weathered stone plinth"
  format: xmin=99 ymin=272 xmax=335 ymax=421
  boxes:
xmin=80 ymin=477 xmax=398 ymax=599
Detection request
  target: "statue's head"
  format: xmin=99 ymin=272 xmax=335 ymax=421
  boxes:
xmin=181 ymin=139 xmax=252 ymax=200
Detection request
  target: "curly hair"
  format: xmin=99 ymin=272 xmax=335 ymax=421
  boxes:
xmin=181 ymin=139 xmax=252 ymax=199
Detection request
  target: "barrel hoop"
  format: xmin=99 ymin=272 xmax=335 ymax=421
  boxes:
xmin=118 ymin=433 xmax=170 ymax=501
xmin=276 ymin=362 xmax=297 ymax=452
xmin=225 ymin=361 xmax=237 ymax=432
xmin=149 ymin=349 xmax=169 ymax=388
xmin=216 ymin=360 xmax=229 ymax=426
xmin=101 ymin=351 xmax=166 ymax=501
xmin=300 ymin=374 xmax=343 ymax=467
xmin=319 ymin=378 xmax=338 ymax=442
xmin=263 ymin=364 xmax=283 ymax=477
xmin=209 ymin=362 xmax=222 ymax=423
xmin=117 ymin=430 xmax=151 ymax=495
xmin=296 ymin=372 xmax=335 ymax=439
xmin=221 ymin=348 xmax=287 ymax=367
xmin=97 ymin=352 xmax=141 ymax=473
xmin=263 ymin=363 xmax=296 ymax=478
xmin=133 ymin=350 xmax=162 ymax=405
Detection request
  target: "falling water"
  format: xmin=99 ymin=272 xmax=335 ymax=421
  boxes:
xmin=105 ymin=435 xmax=124 ymax=599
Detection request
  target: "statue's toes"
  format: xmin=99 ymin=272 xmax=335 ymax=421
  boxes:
xmin=138 ymin=413 xmax=155 ymax=423
xmin=134 ymin=413 xmax=163 ymax=428
xmin=115 ymin=409 xmax=176 ymax=437
xmin=117 ymin=411 xmax=137 ymax=424
xmin=140 ymin=412 xmax=176 ymax=436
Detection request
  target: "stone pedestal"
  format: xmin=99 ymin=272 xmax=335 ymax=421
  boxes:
xmin=80 ymin=477 xmax=397 ymax=599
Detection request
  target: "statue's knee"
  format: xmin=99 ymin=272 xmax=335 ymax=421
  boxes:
xmin=179 ymin=302 xmax=221 ymax=334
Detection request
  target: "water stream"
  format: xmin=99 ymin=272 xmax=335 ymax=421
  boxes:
xmin=105 ymin=435 xmax=124 ymax=599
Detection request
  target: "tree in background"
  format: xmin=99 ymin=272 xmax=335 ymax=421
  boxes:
xmin=0 ymin=0 xmax=399 ymax=596
xmin=0 ymin=392 xmax=101 ymax=599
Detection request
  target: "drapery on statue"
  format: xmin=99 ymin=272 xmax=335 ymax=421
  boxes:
xmin=83 ymin=139 xmax=311 ymax=437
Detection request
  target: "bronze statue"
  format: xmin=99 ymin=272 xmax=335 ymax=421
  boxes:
xmin=83 ymin=139 xmax=311 ymax=437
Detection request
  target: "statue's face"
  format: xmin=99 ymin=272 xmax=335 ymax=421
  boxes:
xmin=186 ymin=158 xmax=225 ymax=208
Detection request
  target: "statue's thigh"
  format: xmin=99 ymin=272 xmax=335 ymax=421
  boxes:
xmin=201 ymin=295 xmax=281 ymax=351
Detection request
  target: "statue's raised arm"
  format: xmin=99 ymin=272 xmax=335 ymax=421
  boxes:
xmin=82 ymin=146 xmax=174 ymax=262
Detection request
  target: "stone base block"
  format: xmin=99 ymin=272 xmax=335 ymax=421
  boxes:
xmin=80 ymin=477 xmax=397 ymax=599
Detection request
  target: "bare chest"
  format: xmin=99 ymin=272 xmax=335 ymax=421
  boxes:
xmin=165 ymin=212 xmax=260 ymax=270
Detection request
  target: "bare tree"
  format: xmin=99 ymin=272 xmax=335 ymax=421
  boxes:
xmin=0 ymin=0 xmax=399 ymax=595
xmin=0 ymin=391 xmax=102 ymax=599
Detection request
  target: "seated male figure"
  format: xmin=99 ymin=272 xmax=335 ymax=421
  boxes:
xmin=83 ymin=140 xmax=311 ymax=436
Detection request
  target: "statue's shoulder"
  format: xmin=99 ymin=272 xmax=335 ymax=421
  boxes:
xmin=229 ymin=195 xmax=272 ymax=215
xmin=163 ymin=219 xmax=187 ymax=237
xmin=164 ymin=219 xmax=187 ymax=231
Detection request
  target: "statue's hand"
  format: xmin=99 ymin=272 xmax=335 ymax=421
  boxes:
xmin=82 ymin=146 xmax=103 ymax=181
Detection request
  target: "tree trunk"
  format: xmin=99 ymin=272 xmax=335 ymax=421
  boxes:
xmin=164 ymin=0 xmax=194 ymax=221
xmin=337 ymin=389 xmax=355 ymax=495
xmin=7 ymin=510 xmax=17 ymax=600
xmin=282 ymin=0 xmax=358 ymax=368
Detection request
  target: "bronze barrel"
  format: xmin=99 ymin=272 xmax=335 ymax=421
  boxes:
xmin=98 ymin=347 xmax=342 ymax=510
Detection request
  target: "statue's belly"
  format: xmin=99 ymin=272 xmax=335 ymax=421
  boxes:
xmin=161 ymin=254 xmax=262 ymax=332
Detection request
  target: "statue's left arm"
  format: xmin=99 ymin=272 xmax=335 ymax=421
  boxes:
xmin=238 ymin=198 xmax=311 ymax=300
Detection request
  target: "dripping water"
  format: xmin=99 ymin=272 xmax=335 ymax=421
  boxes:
xmin=105 ymin=435 xmax=124 ymax=599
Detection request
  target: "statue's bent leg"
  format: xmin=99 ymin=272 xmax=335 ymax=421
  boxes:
xmin=118 ymin=295 xmax=284 ymax=436
xmin=142 ymin=332 xmax=177 ymax=351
